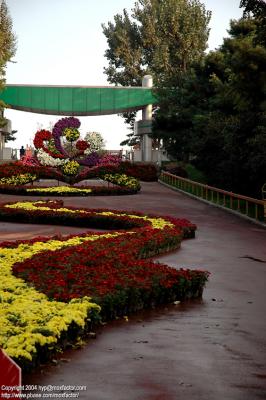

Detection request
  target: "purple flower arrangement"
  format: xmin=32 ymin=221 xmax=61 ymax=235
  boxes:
xmin=52 ymin=117 xmax=81 ymax=157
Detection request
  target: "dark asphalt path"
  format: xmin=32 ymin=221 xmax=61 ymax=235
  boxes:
xmin=1 ymin=182 xmax=266 ymax=399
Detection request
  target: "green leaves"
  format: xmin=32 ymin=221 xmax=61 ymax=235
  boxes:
xmin=103 ymin=0 xmax=211 ymax=86
xmin=102 ymin=0 xmax=211 ymax=138
xmin=153 ymin=15 xmax=266 ymax=197
xmin=0 ymin=0 xmax=16 ymax=125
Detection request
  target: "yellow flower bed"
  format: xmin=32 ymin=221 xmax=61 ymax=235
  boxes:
xmin=5 ymin=201 xmax=174 ymax=230
xmin=26 ymin=186 xmax=92 ymax=194
xmin=0 ymin=200 xmax=176 ymax=365
xmin=0 ymin=173 xmax=37 ymax=185
xmin=0 ymin=232 xmax=131 ymax=361
xmin=104 ymin=173 xmax=140 ymax=191
xmin=61 ymin=160 xmax=80 ymax=176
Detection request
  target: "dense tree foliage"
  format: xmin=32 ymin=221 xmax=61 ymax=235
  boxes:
xmin=240 ymin=0 xmax=266 ymax=17
xmin=0 ymin=0 xmax=16 ymax=130
xmin=102 ymin=0 xmax=210 ymax=145
xmin=240 ymin=0 xmax=266 ymax=45
xmin=153 ymin=16 xmax=266 ymax=197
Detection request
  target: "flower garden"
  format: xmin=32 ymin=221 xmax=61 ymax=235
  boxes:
xmin=0 ymin=117 xmax=210 ymax=372
xmin=0 ymin=117 xmax=157 ymax=196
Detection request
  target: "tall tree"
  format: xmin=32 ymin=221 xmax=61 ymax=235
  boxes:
xmin=240 ymin=0 xmax=266 ymax=44
xmin=0 ymin=0 xmax=16 ymax=129
xmin=102 ymin=0 xmax=211 ymax=144
xmin=240 ymin=0 xmax=266 ymax=16
xmin=153 ymin=16 xmax=266 ymax=197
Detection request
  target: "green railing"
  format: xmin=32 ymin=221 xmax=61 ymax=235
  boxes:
xmin=159 ymin=171 xmax=265 ymax=223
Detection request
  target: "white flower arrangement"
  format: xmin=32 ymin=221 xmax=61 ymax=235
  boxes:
xmin=84 ymin=132 xmax=105 ymax=154
xmin=37 ymin=148 xmax=68 ymax=167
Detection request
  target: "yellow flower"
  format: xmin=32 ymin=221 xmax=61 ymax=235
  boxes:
xmin=61 ymin=160 xmax=80 ymax=176
xmin=27 ymin=186 xmax=92 ymax=194
xmin=0 ymin=232 xmax=104 ymax=361
xmin=4 ymin=201 xmax=174 ymax=229
xmin=0 ymin=199 xmax=177 ymax=363
xmin=0 ymin=174 xmax=37 ymax=185
xmin=103 ymin=173 xmax=140 ymax=191
xmin=64 ymin=127 xmax=80 ymax=142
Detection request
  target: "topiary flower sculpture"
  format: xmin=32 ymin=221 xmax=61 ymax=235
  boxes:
xmin=33 ymin=117 xmax=101 ymax=169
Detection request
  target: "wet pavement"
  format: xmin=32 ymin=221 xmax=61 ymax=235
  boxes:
xmin=1 ymin=182 xmax=266 ymax=399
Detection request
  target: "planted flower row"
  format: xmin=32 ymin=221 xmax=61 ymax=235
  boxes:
xmin=0 ymin=200 xmax=208 ymax=371
xmin=0 ymin=200 xmax=197 ymax=238
xmin=0 ymin=160 xmax=158 ymax=183
xmin=0 ymin=183 xmax=139 ymax=197
xmin=0 ymin=173 xmax=37 ymax=186
xmin=20 ymin=186 xmax=136 ymax=196
xmin=103 ymin=173 xmax=141 ymax=191
xmin=0 ymin=171 xmax=141 ymax=196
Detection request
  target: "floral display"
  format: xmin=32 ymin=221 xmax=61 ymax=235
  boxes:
xmin=33 ymin=129 xmax=52 ymax=149
xmin=0 ymin=162 xmax=73 ymax=181
xmin=64 ymin=127 xmax=80 ymax=142
xmin=0 ymin=234 xmax=100 ymax=365
xmin=0 ymin=173 xmax=37 ymax=185
xmin=36 ymin=148 xmax=67 ymax=167
xmin=33 ymin=130 xmax=64 ymax=159
xmin=104 ymin=173 xmax=141 ymax=191
xmin=96 ymin=153 xmax=121 ymax=166
xmin=32 ymin=117 xmax=101 ymax=167
xmin=26 ymin=186 xmax=92 ymax=194
xmin=76 ymin=139 xmax=89 ymax=152
xmin=61 ymin=160 xmax=80 ymax=176
xmin=52 ymin=117 xmax=81 ymax=158
xmin=0 ymin=184 xmax=139 ymax=197
xmin=76 ymin=151 xmax=100 ymax=167
xmin=0 ymin=200 xmax=208 ymax=370
xmin=0 ymin=160 xmax=157 ymax=194
xmin=119 ymin=161 xmax=158 ymax=181
xmin=20 ymin=154 xmax=41 ymax=167
xmin=84 ymin=131 xmax=105 ymax=154
xmin=0 ymin=163 xmax=142 ymax=196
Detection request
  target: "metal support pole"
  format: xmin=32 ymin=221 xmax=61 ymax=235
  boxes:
xmin=141 ymin=75 xmax=153 ymax=162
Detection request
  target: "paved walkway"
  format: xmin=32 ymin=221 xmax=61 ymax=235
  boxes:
xmin=1 ymin=182 xmax=266 ymax=400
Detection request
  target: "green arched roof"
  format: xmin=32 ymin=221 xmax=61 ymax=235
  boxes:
xmin=0 ymin=84 xmax=157 ymax=116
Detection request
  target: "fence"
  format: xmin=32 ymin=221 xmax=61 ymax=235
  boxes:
xmin=159 ymin=171 xmax=265 ymax=224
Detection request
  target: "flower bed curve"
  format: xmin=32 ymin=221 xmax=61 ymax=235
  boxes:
xmin=0 ymin=161 xmax=157 ymax=185
xmin=0 ymin=165 xmax=141 ymax=195
xmin=0 ymin=200 xmax=209 ymax=371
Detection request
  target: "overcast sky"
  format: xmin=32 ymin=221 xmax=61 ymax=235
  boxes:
xmin=5 ymin=0 xmax=243 ymax=150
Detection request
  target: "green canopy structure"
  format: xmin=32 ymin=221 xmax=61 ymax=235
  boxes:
xmin=0 ymin=84 xmax=157 ymax=116
xmin=0 ymin=76 xmax=156 ymax=162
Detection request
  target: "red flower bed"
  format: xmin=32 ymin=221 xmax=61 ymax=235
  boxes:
xmin=0 ymin=161 xmax=158 ymax=183
xmin=0 ymin=184 xmax=139 ymax=196
xmin=0 ymin=199 xmax=208 ymax=320
xmin=0 ymin=200 xmax=196 ymax=237
xmin=0 ymin=162 xmax=62 ymax=180
xmin=119 ymin=161 xmax=158 ymax=181
xmin=12 ymin=232 xmax=209 ymax=319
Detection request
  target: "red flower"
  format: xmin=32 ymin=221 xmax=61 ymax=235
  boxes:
xmin=76 ymin=140 xmax=89 ymax=151
xmin=33 ymin=130 xmax=52 ymax=149
xmin=2 ymin=199 xmax=209 ymax=320
xmin=33 ymin=129 xmax=65 ymax=159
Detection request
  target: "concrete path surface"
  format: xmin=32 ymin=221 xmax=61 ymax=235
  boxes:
xmin=1 ymin=182 xmax=266 ymax=400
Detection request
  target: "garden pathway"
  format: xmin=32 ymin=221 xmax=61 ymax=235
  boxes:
xmin=1 ymin=182 xmax=266 ymax=400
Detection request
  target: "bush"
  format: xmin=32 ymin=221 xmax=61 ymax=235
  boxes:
xmin=163 ymin=162 xmax=188 ymax=178
xmin=162 ymin=161 xmax=207 ymax=183
xmin=119 ymin=161 xmax=158 ymax=181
